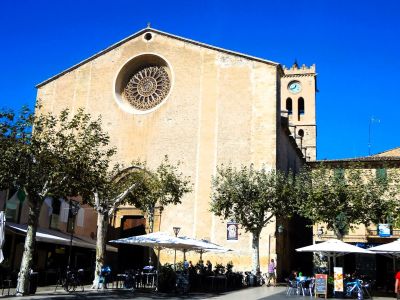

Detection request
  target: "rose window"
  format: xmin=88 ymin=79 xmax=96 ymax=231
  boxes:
xmin=123 ymin=66 xmax=170 ymax=110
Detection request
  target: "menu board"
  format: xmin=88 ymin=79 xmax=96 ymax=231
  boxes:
xmin=334 ymin=267 xmax=344 ymax=292
xmin=315 ymin=274 xmax=328 ymax=298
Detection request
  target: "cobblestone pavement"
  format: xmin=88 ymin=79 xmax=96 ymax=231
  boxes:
xmin=0 ymin=285 xmax=395 ymax=300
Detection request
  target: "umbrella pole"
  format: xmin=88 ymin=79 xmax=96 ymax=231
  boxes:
xmin=156 ymin=247 xmax=160 ymax=292
xmin=328 ymin=256 xmax=331 ymax=275
xmin=393 ymin=256 xmax=396 ymax=273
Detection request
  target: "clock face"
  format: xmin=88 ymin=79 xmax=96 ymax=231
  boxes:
xmin=288 ymin=81 xmax=301 ymax=94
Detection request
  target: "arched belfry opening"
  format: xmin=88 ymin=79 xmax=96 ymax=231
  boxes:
xmin=286 ymin=98 xmax=293 ymax=115
xmin=298 ymin=97 xmax=305 ymax=120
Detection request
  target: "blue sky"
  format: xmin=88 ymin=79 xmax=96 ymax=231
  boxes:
xmin=1 ymin=0 xmax=399 ymax=160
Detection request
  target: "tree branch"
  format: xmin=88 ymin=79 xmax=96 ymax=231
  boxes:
xmin=108 ymin=183 xmax=137 ymax=216
xmin=39 ymin=180 xmax=51 ymax=198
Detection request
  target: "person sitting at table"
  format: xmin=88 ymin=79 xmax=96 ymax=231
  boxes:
xmin=189 ymin=261 xmax=194 ymax=269
xmin=98 ymin=265 xmax=111 ymax=289
xmin=183 ymin=259 xmax=189 ymax=273
xmin=196 ymin=260 xmax=205 ymax=274
xmin=206 ymin=260 xmax=213 ymax=274
xmin=288 ymin=270 xmax=298 ymax=281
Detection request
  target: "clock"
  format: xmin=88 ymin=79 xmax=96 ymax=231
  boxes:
xmin=288 ymin=81 xmax=301 ymax=94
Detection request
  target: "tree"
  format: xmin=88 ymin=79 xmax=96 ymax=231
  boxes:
xmin=294 ymin=164 xmax=400 ymax=239
xmin=89 ymin=163 xmax=139 ymax=289
xmin=0 ymin=105 xmax=115 ymax=295
xmin=127 ymin=157 xmax=192 ymax=233
xmin=210 ymin=164 xmax=295 ymax=273
xmin=90 ymin=156 xmax=192 ymax=288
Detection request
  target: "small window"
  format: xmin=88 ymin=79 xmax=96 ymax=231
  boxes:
xmin=298 ymin=129 xmax=304 ymax=137
xmin=298 ymin=97 xmax=305 ymax=119
xmin=5 ymin=190 xmax=21 ymax=222
xmin=52 ymin=198 xmax=61 ymax=215
xmin=376 ymin=168 xmax=387 ymax=181
xmin=50 ymin=198 xmax=61 ymax=229
xmin=50 ymin=214 xmax=59 ymax=230
xmin=144 ymin=32 xmax=153 ymax=41
xmin=286 ymin=98 xmax=293 ymax=115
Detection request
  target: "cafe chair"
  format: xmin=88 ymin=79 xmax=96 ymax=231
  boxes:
xmin=301 ymin=278 xmax=315 ymax=296
xmin=286 ymin=279 xmax=298 ymax=295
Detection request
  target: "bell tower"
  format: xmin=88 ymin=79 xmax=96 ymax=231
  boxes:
xmin=281 ymin=62 xmax=317 ymax=161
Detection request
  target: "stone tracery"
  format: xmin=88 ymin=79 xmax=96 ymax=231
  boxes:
xmin=123 ymin=66 xmax=170 ymax=110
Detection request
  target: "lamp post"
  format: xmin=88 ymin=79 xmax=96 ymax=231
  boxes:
xmin=268 ymin=225 xmax=284 ymax=261
xmin=67 ymin=200 xmax=80 ymax=270
xmin=268 ymin=224 xmax=284 ymax=282
xmin=268 ymin=233 xmax=274 ymax=264
xmin=173 ymin=226 xmax=181 ymax=271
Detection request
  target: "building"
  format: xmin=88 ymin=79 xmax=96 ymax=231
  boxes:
xmin=307 ymin=147 xmax=400 ymax=289
xmin=281 ymin=62 xmax=317 ymax=161
xmin=3 ymin=27 xmax=318 ymax=280
xmin=0 ymin=190 xmax=116 ymax=285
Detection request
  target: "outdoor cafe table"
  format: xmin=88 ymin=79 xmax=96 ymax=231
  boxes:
xmin=296 ymin=276 xmax=312 ymax=296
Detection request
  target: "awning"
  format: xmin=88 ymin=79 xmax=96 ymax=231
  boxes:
xmin=6 ymin=222 xmax=117 ymax=252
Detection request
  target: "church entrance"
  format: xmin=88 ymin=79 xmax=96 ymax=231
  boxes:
xmin=117 ymin=216 xmax=147 ymax=272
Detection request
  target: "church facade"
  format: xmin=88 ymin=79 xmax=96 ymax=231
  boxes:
xmin=35 ymin=27 xmax=317 ymax=275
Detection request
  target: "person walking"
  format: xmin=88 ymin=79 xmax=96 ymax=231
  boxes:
xmin=395 ymin=269 xmax=400 ymax=299
xmin=267 ymin=259 xmax=276 ymax=287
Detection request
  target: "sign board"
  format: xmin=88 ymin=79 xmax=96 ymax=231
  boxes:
xmin=315 ymin=274 xmax=328 ymax=298
xmin=334 ymin=267 xmax=344 ymax=292
xmin=378 ymin=223 xmax=391 ymax=237
xmin=227 ymin=222 xmax=238 ymax=240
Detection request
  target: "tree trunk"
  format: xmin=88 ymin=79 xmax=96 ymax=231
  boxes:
xmin=251 ymin=231 xmax=261 ymax=274
xmin=16 ymin=197 xmax=40 ymax=296
xmin=333 ymin=226 xmax=344 ymax=240
xmin=92 ymin=211 xmax=108 ymax=289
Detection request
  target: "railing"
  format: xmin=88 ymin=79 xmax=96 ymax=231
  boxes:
xmin=366 ymin=229 xmax=400 ymax=237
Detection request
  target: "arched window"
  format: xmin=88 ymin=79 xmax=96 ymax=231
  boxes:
xmin=286 ymin=98 xmax=292 ymax=115
xmin=298 ymin=97 xmax=305 ymax=120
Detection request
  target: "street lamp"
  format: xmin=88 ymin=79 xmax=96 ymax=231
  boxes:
xmin=173 ymin=226 xmax=181 ymax=271
xmin=67 ymin=200 xmax=80 ymax=270
xmin=268 ymin=225 xmax=284 ymax=269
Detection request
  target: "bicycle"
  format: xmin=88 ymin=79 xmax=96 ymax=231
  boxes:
xmin=64 ymin=269 xmax=85 ymax=292
xmin=345 ymin=278 xmax=373 ymax=300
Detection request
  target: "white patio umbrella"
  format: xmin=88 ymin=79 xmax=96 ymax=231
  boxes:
xmin=296 ymin=239 xmax=375 ymax=271
xmin=110 ymin=231 xmax=231 ymax=253
xmin=179 ymin=236 xmax=231 ymax=252
xmin=0 ymin=212 xmax=5 ymax=263
xmin=109 ymin=231 xmax=231 ymax=290
xmin=109 ymin=231 xmax=199 ymax=250
xmin=178 ymin=236 xmax=232 ymax=261
xmin=110 ymin=231 xmax=192 ymax=291
xmin=368 ymin=239 xmax=400 ymax=272
xmin=368 ymin=239 xmax=400 ymax=257
xmin=296 ymin=239 xmax=375 ymax=257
